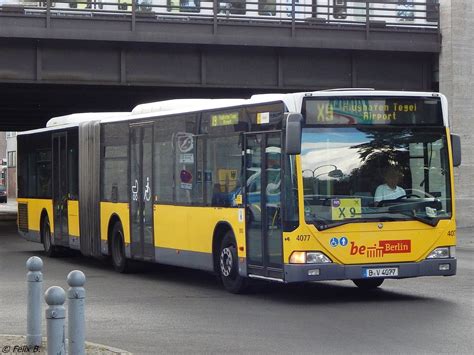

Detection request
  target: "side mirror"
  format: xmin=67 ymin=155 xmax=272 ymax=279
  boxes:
xmin=284 ymin=113 xmax=302 ymax=155
xmin=451 ymin=134 xmax=461 ymax=167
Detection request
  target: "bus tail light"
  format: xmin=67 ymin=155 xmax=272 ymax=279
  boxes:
xmin=290 ymin=251 xmax=332 ymax=264
xmin=426 ymin=247 xmax=453 ymax=259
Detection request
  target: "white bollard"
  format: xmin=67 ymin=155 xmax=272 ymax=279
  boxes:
xmin=45 ymin=286 xmax=66 ymax=355
xmin=67 ymin=270 xmax=86 ymax=355
xmin=26 ymin=256 xmax=43 ymax=347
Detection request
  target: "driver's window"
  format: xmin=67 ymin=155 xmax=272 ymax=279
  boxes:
xmin=409 ymin=143 xmax=425 ymax=191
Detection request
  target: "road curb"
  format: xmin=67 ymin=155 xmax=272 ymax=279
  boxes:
xmin=0 ymin=334 xmax=132 ymax=354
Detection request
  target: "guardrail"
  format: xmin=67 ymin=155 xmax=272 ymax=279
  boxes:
xmin=0 ymin=0 xmax=440 ymax=33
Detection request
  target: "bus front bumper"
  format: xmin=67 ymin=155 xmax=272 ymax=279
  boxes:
xmin=284 ymin=258 xmax=457 ymax=283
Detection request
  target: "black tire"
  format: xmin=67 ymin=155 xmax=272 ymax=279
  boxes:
xmin=219 ymin=230 xmax=248 ymax=294
xmin=111 ymin=222 xmax=130 ymax=273
xmin=353 ymin=278 xmax=384 ymax=290
xmin=42 ymin=215 xmax=58 ymax=257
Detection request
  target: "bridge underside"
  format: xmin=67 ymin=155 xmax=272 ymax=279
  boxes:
xmin=0 ymin=39 xmax=436 ymax=131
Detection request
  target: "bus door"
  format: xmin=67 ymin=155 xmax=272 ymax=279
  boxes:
xmin=129 ymin=123 xmax=155 ymax=261
xmin=52 ymin=133 xmax=68 ymax=245
xmin=244 ymin=132 xmax=284 ymax=280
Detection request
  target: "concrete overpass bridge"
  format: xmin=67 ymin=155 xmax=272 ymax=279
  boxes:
xmin=0 ymin=0 xmax=441 ymax=130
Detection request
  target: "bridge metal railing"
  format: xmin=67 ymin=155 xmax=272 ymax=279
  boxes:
xmin=0 ymin=1 xmax=440 ymax=35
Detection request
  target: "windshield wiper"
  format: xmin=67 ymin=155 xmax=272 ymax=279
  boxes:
xmin=310 ymin=210 xmax=439 ymax=230
xmin=362 ymin=207 xmax=440 ymax=226
xmin=389 ymin=209 xmax=439 ymax=226
xmin=310 ymin=216 xmax=353 ymax=231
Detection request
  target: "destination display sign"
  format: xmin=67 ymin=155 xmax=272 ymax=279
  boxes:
xmin=211 ymin=112 xmax=239 ymax=127
xmin=304 ymin=97 xmax=443 ymax=126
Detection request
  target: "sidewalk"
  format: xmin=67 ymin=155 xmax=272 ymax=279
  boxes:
xmin=0 ymin=198 xmax=17 ymax=221
xmin=0 ymin=335 xmax=132 ymax=354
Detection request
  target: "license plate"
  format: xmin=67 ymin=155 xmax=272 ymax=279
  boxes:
xmin=363 ymin=267 xmax=398 ymax=278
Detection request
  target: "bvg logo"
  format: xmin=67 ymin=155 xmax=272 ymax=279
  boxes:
xmin=350 ymin=240 xmax=411 ymax=258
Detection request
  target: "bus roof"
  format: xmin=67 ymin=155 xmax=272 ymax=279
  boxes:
xmin=131 ymin=99 xmax=245 ymax=115
xmin=99 ymin=96 xmax=281 ymax=125
xmin=18 ymin=90 xmax=449 ymax=136
xmin=46 ymin=112 xmax=131 ymax=128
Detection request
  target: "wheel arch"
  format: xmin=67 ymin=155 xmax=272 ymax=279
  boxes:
xmin=212 ymin=221 xmax=236 ymax=274
xmin=107 ymin=213 xmax=123 ymax=255
xmin=39 ymin=209 xmax=50 ymax=243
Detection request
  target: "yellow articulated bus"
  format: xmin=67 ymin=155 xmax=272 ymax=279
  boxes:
xmin=17 ymin=90 xmax=461 ymax=293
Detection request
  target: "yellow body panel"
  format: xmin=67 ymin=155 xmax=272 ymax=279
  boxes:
xmin=100 ymin=202 xmax=131 ymax=244
xmin=17 ymin=198 xmax=54 ymax=232
xmin=283 ymin=219 xmax=456 ymax=265
xmin=68 ymin=200 xmax=80 ymax=237
xmin=154 ymin=205 xmax=246 ymax=257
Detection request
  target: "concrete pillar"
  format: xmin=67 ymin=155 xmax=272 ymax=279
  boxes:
xmin=439 ymin=0 xmax=474 ymax=227
xmin=67 ymin=270 xmax=86 ymax=355
xmin=26 ymin=256 xmax=43 ymax=347
xmin=45 ymin=286 xmax=66 ymax=355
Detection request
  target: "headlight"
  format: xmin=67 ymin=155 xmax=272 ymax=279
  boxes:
xmin=289 ymin=251 xmax=332 ymax=264
xmin=307 ymin=252 xmax=332 ymax=264
xmin=426 ymin=247 xmax=451 ymax=259
xmin=289 ymin=251 xmax=306 ymax=264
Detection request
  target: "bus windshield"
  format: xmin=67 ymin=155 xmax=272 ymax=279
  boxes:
xmin=301 ymin=127 xmax=452 ymax=230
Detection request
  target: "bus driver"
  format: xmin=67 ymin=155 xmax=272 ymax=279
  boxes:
xmin=374 ymin=166 xmax=406 ymax=206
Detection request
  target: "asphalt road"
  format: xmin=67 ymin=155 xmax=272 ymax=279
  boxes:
xmin=0 ymin=220 xmax=473 ymax=354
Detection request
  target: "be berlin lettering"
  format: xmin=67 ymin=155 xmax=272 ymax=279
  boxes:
xmin=350 ymin=240 xmax=411 ymax=258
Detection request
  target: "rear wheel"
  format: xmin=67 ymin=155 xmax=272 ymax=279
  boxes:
xmin=111 ymin=222 xmax=130 ymax=273
xmin=42 ymin=215 xmax=58 ymax=257
xmin=353 ymin=278 xmax=384 ymax=290
xmin=219 ymin=231 xmax=248 ymax=294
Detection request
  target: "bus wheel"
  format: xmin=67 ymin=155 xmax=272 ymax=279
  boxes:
xmin=352 ymin=278 xmax=384 ymax=290
xmin=111 ymin=222 xmax=129 ymax=273
xmin=42 ymin=215 xmax=58 ymax=257
xmin=219 ymin=231 xmax=248 ymax=294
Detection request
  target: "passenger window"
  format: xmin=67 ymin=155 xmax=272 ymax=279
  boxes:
xmin=101 ymin=123 xmax=128 ymax=202
xmin=154 ymin=121 xmax=174 ymax=203
xmin=206 ymin=135 xmax=243 ymax=207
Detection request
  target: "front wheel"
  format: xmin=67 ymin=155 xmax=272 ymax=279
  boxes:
xmin=352 ymin=278 xmax=384 ymax=290
xmin=219 ymin=231 xmax=248 ymax=294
